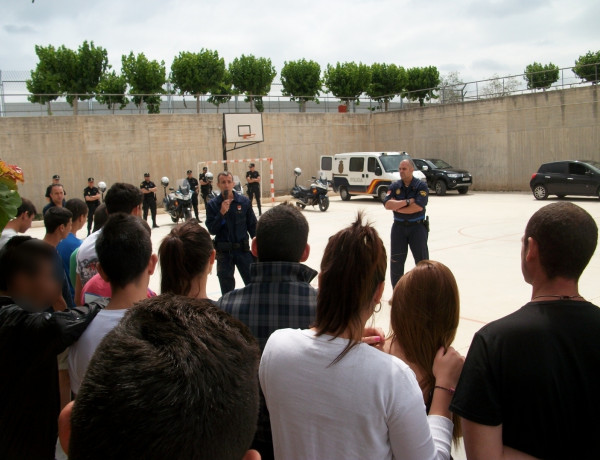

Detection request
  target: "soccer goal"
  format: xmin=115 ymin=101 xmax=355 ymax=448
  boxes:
xmin=196 ymin=157 xmax=275 ymax=204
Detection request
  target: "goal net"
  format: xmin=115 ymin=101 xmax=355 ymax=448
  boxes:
xmin=196 ymin=157 xmax=275 ymax=204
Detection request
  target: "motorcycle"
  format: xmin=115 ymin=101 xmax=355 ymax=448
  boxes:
xmin=291 ymin=167 xmax=330 ymax=212
xmin=161 ymin=176 xmax=193 ymax=223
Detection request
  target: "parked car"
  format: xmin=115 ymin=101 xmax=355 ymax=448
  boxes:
xmin=530 ymin=160 xmax=600 ymax=200
xmin=413 ymin=158 xmax=473 ymax=195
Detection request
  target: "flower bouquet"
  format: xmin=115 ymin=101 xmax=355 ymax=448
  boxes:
xmin=0 ymin=160 xmax=24 ymax=232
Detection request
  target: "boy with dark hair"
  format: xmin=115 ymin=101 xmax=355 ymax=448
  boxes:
xmin=75 ymin=183 xmax=143 ymax=304
xmin=68 ymin=213 xmax=157 ymax=395
xmin=219 ymin=203 xmax=317 ymax=459
xmin=451 ymin=202 xmax=600 ymax=459
xmin=0 ymin=197 xmax=37 ymax=250
xmin=0 ymin=236 xmax=100 ymax=459
xmin=60 ymin=294 xmax=260 ymax=460
xmin=43 ymin=207 xmax=74 ymax=310
xmin=58 ymin=199 xmax=88 ymax=296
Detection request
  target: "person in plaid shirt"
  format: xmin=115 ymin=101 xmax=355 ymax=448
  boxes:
xmin=219 ymin=203 xmax=317 ymax=460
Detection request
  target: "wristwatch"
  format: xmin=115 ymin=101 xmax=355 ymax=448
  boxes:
xmin=406 ymin=199 xmax=410 ymax=207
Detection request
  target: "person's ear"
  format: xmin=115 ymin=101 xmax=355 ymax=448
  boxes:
xmin=209 ymin=249 xmax=216 ymax=266
xmin=58 ymin=401 xmax=74 ymax=455
xmin=372 ymin=281 xmax=385 ymax=306
xmin=251 ymin=237 xmax=258 ymax=258
xmin=525 ymin=237 xmax=539 ymax=263
xmin=242 ymin=449 xmax=261 ymax=460
xmin=300 ymin=243 xmax=310 ymax=262
xmin=97 ymin=263 xmax=110 ymax=283
xmin=148 ymin=254 xmax=159 ymax=276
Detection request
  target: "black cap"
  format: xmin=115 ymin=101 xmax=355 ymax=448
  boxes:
xmin=187 ymin=169 xmax=193 ymax=174
xmin=249 ymin=163 xmax=255 ymax=167
xmin=52 ymin=174 xmax=60 ymax=180
xmin=144 ymin=173 xmax=150 ymax=177
xmin=203 ymin=166 xmax=208 ymax=170
xmin=88 ymin=177 xmax=94 ymax=182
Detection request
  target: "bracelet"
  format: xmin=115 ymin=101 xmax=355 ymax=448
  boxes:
xmin=434 ymin=385 xmax=455 ymax=395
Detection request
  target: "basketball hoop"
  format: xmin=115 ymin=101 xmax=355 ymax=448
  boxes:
xmin=242 ymin=133 xmax=256 ymax=140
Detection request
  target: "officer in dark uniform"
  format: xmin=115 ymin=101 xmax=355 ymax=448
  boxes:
xmin=206 ymin=171 xmax=257 ymax=295
xmin=383 ymin=159 xmax=429 ymax=287
xmin=45 ymin=174 xmax=66 ymax=204
xmin=185 ymin=169 xmax=201 ymax=221
xmin=140 ymin=173 xmax=159 ymax=228
xmin=83 ymin=177 xmax=101 ymax=236
xmin=245 ymin=163 xmax=262 ymax=216
xmin=199 ymin=166 xmax=212 ymax=207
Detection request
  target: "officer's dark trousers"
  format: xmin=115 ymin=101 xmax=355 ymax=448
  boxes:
xmin=86 ymin=204 xmax=98 ymax=235
xmin=143 ymin=199 xmax=157 ymax=225
xmin=390 ymin=221 xmax=429 ymax=287
xmin=216 ymin=250 xmax=253 ymax=294
xmin=191 ymin=192 xmax=199 ymax=219
xmin=247 ymin=186 xmax=262 ymax=215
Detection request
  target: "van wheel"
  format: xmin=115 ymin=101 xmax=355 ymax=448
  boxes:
xmin=340 ymin=187 xmax=351 ymax=201
xmin=533 ymin=185 xmax=548 ymax=200
xmin=377 ymin=187 xmax=388 ymax=202
xmin=435 ymin=180 xmax=447 ymax=196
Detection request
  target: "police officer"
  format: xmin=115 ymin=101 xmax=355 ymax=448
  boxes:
xmin=246 ymin=163 xmax=262 ymax=216
xmin=205 ymin=171 xmax=257 ymax=295
xmin=199 ymin=166 xmax=212 ymax=207
xmin=383 ymin=159 xmax=429 ymax=287
xmin=83 ymin=177 xmax=101 ymax=236
xmin=185 ymin=169 xmax=201 ymax=221
xmin=140 ymin=173 xmax=159 ymax=228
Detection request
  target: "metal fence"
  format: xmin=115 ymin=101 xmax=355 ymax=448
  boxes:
xmin=0 ymin=64 xmax=597 ymax=117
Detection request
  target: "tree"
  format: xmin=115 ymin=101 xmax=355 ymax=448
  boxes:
xmin=170 ymin=49 xmax=225 ymax=113
xmin=403 ymin=66 xmax=440 ymax=107
xmin=229 ymin=55 xmax=277 ymax=112
xmin=207 ymin=70 xmax=235 ymax=113
xmin=280 ymin=59 xmax=322 ymax=112
xmin=481 ymin=73 xmax=521 ymax=98
xmin=439 ymin=71 xmax=466 ymax=104
xmin=524 ymin=62 xmax=559 ymax=90
xmin=96 ymin=71 xmax=129 ymax=113
xmin=121 ymin=52 xmax=166 ymax=114
xmin=323 ymin=62 xmax=372 ymax=108
xmin=573 ymin=50 xmax=600 ymax=83
xmin=366 ymin=63 xmax=406 ymax=111
xmin=26 ymin=45 xmax=61 ymax=115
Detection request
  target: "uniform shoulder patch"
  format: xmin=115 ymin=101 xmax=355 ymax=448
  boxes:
xmin=395 ymin=189 xmax=401 ymax=195
xmin=420 ymin=190 xmax=427 ymax=197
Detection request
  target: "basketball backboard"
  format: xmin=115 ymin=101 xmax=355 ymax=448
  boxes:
xmin=223 ymin=113 xmax=264 ymax=143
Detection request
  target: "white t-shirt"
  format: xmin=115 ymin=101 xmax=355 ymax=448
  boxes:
xmin=68 ymin=307 xmax=126 ymax=394
xmin=0 ymin=228 xmax=18 ymax=250
xmin=76 ymin=229 xmax=102 ymax=287
xmin=259 ymin=329 xmax=453 ymax=460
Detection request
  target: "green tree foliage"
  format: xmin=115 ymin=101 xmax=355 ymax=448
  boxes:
xmin=439 ymin=71 xmax=465 ymax=103
xmin=208 ymin=70 xmax=235 ymax=113
xmin=280 ymin=59 xmax=322 ymax=112
xmin=403 ymin=66 xmax=440 ymax=106
xmin=573 ymin=50 xmax=600 ymax=83
xmin=171 ymin=49 xmax=225 ymax=113
xmin=523 ymin=62 xmax=559 ymax=90
xmin=121 ymin=52 xmax=166 ymax=114
xmin=26 ymin=45 xmax=61 ymax=114
xmin=367 ymin=63 xmax=406 ymax=111
xmin=324 ymin=62 xmax=372 ymax=107
xmin=96 ymin=71 xmax=129 ymax=112
xmin=229 ymin=55 xmax=277 ymax=112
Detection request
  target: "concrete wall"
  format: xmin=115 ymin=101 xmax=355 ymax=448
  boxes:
xmin=1 ymin=85 xmax=598 ymax=213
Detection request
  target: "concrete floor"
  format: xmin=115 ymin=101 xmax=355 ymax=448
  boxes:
xmin=31 ymin=191 xmax=599 ymax=460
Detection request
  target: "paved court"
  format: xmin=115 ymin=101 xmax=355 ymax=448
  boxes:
xmin=28 ymin=191 xmax=599 ymax=460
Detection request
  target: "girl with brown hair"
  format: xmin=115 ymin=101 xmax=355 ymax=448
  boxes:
xmin=385 ymin=260 xmax=462 ymax=444
xmin=260 ymin=214 xmax=463 ymax=460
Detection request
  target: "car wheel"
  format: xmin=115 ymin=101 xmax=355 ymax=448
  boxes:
xmin=377 ymin=186 xmax=388 ymax=202
xmin=533 ymin=184 xmax=548 ymax=200
xmin=435 ymin=180 xmax=447 ymax=196
xmin=458 ymin=187 xmax=468 ymax=195
xmin=340 ymin=187 xmax=351 ymax=201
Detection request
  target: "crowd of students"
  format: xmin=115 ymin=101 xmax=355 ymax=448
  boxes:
xmin=0 ymin=180 xmax=598 ymax=460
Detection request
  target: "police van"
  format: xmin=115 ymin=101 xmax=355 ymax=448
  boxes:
xmin=320 ymin=152 xmax=426 ymax=202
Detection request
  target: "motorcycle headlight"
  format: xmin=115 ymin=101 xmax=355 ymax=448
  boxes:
xmin=312 ymin=188 xmax=317 ymax=195
xmin=175 ymin=200 xmax=179 ymax=206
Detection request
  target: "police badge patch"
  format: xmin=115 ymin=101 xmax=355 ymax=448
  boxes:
xmin=395 ymin=189 xmax=401 ymax=195
xmin=420 ymin=190 xmax=427 ymax=197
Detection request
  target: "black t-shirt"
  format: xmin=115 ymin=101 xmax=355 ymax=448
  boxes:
xmin=199 ymin=173 xmax=211 ymax=193
xmin=83 ymin=186 xmax=100 ymax=208
xmin=451 ymin=300 xmax=600 ymax=459
xmin=246 ymin=170 xmax=260 ymax=189
xmin=187 ymin=177 xmax=199 ymax=192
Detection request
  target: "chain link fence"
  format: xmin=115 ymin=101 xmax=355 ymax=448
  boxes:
xmin=1 ymin=64 xmax=597 ymax=117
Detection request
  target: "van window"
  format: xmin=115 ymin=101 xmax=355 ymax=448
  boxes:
xmin=349 ymin=157 xmax=365 ymax=172
xmin=367 ymin=157 xmax=377 ymax=173
xmin=569 ymin=163 xmax=588 ymax=175
xmin=321 ymin=156 xmax=333 ymax=171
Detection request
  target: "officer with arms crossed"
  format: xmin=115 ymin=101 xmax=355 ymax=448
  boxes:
xmin=140 ymin=173 xmax=159 ymax=228
xmin=185 ymin=169 xmax=200 ymax=221
xmin=383 ymin=159 xmax=429 ymax=287
xmin=83 ymin=177 xmax=100 ymax=236
xmin=246 ymin=163 xmax=262 ymax=216
xmin=206 ymin=172 xmax=257 ymax=295
xmin=199 ymin=166 xmax=212 ymax=207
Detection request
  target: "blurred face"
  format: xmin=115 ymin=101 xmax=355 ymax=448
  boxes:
xmin=399 ymin=160 xmax=414 ymax=183
xmin=18 ymin=212 xmax=35 ymax=233
xmin=12 ymin=261 xmax=62 ymax=311
xmin=218 ymin=174 xmax=234 ymax=195
xmin=50 ymin=186 xmax=65 ymax=206
xmin=59 ymin=219 xmax=73 ymax=240
xmin=88 ymin=180 xmax=94 ymax=187
xmin=187 ymin=172 xmax=193 ymax=178
xmin=250 ymin=166 xmax=255 ymax=171
xmin=52 ymin=178 xmax=60 ymax=184
xmin=145 ymin=176 xmax=151 ymax=182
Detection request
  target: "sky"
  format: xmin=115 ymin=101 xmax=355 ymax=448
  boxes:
xmin=1 ymin=0 xmax=599 ymax=86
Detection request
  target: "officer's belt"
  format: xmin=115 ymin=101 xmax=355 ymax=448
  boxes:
xmin=394 ymin=218 xmax=424 ymax=225
xmin=214 ymin=240 xmax=250 ymax=252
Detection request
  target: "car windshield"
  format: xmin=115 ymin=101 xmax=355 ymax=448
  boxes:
xmin=380 ymin=155 xmax=411 ymax=172
xmin=429 ymin=159 xmax=452 ymax=169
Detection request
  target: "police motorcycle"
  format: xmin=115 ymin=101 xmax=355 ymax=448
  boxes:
xmin=161 ymin=176 xmax=193 ymax=223
xmin=291 ymin=167 xmax=330 ymax=212
xmin=204 ymin=172 xmax=217 ymax=203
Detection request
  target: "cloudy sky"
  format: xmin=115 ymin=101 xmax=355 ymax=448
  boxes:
xmin=1 ymin=0 xmax=598 ymax=85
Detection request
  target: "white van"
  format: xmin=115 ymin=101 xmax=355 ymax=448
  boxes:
xmin=320 ymin=152 xmax=426 ymax=201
